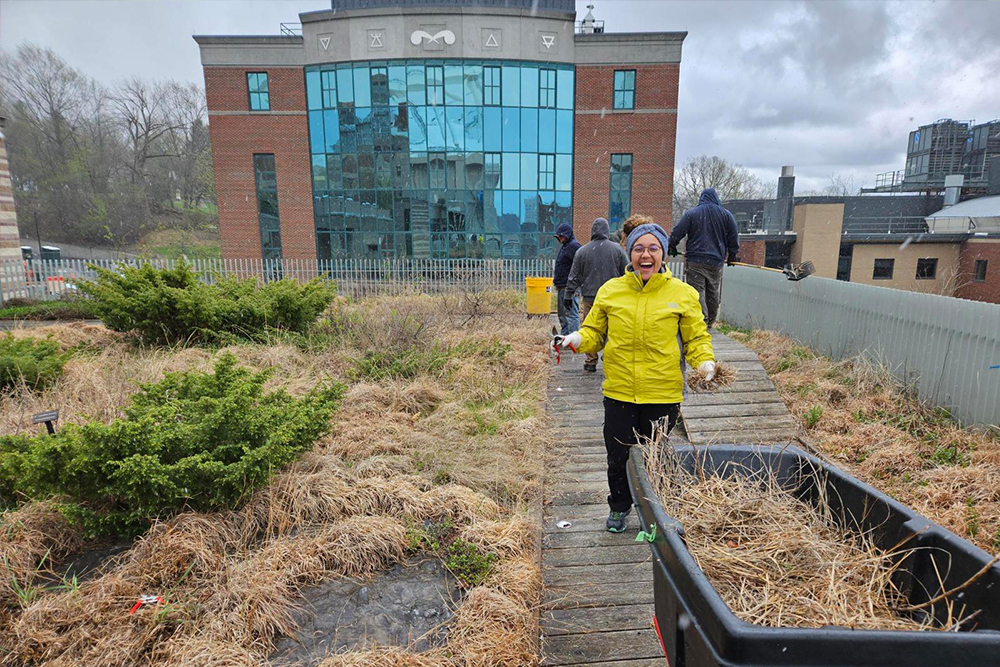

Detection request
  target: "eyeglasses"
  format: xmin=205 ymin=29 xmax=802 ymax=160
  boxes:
xmin=631 ymin=244 xmax=661 ymax=255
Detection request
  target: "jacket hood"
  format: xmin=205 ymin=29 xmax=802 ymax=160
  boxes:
xmin=590 ymin=217 xmax=610 ymax=240
xmin=699 ymin=188 xmax=722 ymax=206
xmin=627 ymin=265 xmax=674 ymax=290
xmin=554 ymin=222 xmax=575 ymax=242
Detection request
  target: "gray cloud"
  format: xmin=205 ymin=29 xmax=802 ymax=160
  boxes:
xmin=2 ymin=0 xmax=997 ymax=194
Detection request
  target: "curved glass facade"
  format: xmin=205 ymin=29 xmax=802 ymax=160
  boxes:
xmin=306 ymin=60 xmax=574 ymax=260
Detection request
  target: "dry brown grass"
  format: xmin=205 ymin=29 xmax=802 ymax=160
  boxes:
xmin=642 ymin=437 xmax=974 ymax=631
xmin=686 ymin=360 xmax=737 ymax=392
xmin=729 ymin=326 xmax=1000 ymax=554
xmin=0 ymin=293 xmax=550 ymax=666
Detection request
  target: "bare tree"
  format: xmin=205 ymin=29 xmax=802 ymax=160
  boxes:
xmin=673 ymin=155 xmax=774 ymax=220
xmin=824 ymin=173 xmax=858 ymax=196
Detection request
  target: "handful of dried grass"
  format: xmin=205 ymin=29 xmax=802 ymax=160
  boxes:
xmin=686 ymin=361 xmax=737 ymax=392
xmin=643 ymin=441 xmax=974 ymax=631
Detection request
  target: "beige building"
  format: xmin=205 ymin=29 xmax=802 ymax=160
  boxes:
xmin=850 ymin=242 xmax=962 ymax=295
xmin=0 ymin=117 xmax=21 ymax=262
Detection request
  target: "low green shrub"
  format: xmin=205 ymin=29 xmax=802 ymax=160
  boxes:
xmin=445 ymin=540 xmax=498 ymax=587
xmin=0 ymin=334 xmax=70 ymax=391
xmin=78 ymin=261 xmax=336 ymax=345
xmin=0 ymin=354 xmax=343 ymax=536
xmin=0 ymin=299 xmax=97 ymax=321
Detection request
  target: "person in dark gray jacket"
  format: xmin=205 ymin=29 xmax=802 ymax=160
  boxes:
xmin=564 ymin=217 xmax=629 ymax=372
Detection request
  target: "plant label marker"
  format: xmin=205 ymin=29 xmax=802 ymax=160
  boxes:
xmin=32 ymin=409 xmax=59 ymax=436
xmin=129 ymin=595 xmax=164 ymax=615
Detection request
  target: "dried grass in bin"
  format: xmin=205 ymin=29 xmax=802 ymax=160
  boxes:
xmin=641 ymin=434 xmax=980 ymax=632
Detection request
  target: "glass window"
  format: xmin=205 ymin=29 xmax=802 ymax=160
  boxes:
xmin=465 ymin=107 xmax=483 ymax=151
xmin=429 ymin=152 xmax=446 ymax=190
xmin=353 ymin=67 xmax=371 ymax=107
xmin=539 ymin=154 xmax=555 ymax=190
xmin=521 ymin=108 xmax=538 ymax=152
xmin=521 ymin=153 xmax=538 ymax=190
xmin=556 ymin=154 xmax=572 ymax=191
xmin=539 ymin=69 xmax=556 ymax=109
xmin=426 ymin=65 xmax=445 ymax=106
xmin=484 ymin=107 xmax=502 ymax=151
xmin=520 ymin=65 xmax=538 ymax=107
xmin=247 ymin=72 xmax=270 ymax=111
xmin=323 ymin=109 xmax=340 ymax=153
xmin=557 ymin=68 xmax=574 ymax=110
xmin=321 ymin=70 xmax=337 ymax=108
xmin=538 ymin=109 xmax=555 ymax=153
xmin=254 ymin=153 xmax=281 ymax=260
xmin=342 ymin=154 xmax=359 ymax=189
xmin=502 ymin=107 xmax=520 ymax=151
xmin=445 ymin=64 xmax=464 ymax=105
xmin=609 ymin=153 xmax=632 ymax=224
xmin=409 ymin=106 xmax=427 ymax=151
xmin=426 ymin=105 xmax=446 ymax=150
xmin=447 ymin=152 xmax=465 ymax=189
xmin=370 ymin=66 xmax=389 ymax=105
xmin=484 ymin=66 xmax=501 ymax=105
xmin=502 ymin=152 xmax=520 ymax=189
xmin=873 ymin=258 xmax=894 ymax=280
xmin=501 ymin=64 xmax=520 ymax=106
xmin=446 ymin=106 xmax=464 ymax=151
xmin=484 ymin=152 xmax=501 ymax=189
xmin=335 ymin=67 xmax=354 ymax=108
xmin=355 ymin=107 xmax=374 ymax=152
xmin=613 ymin=70 xmax=635 ymax=110
xmin=916 ymin=258 xmax=937 ymax=280
xmin=360 ymin=153 xmax=376 ymax=188
xmin=327 ymin=153 xmax=343 ymax=189
xmin=466 ymin=151 xmax=484 ymax=189
xmin=410 ymin=152 xmax=429 ymax=188
xmin=556 ymin=109 xmax=573 ymax=153
xmin=312 ymin=154 xmax=327 ymax=192
xmin=407 ymin=63 xmax=426 ymax=105
xmin=306 ymin=70 xmax=322 ymax=110
xmin=309 ymin=110 xmax=325 ymax=154
xmin=974 ymin=259 xmax=988 ymax=282
xmin=388 ymin=65 xmax=407 ymax=105
xmin=462 ymin=63 xmax=483 ymax=106
xmin=338 ymin=108 xmax=357 ymax=153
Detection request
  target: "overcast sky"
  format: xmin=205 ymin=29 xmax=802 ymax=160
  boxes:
xmin=2 ymin=0 xmax=998 ymax=193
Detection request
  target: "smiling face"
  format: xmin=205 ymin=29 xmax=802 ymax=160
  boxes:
xmin=630 ymin=232 xmax=664 ymax=281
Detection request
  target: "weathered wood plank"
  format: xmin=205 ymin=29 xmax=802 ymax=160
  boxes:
xmin=682 ymin=414 xmax=799 ymax=431
xmin=682 ymin=391 xmax=787 ymax=406
xmin=544 ymin=562 xmax=652 ymax=586
xmin=543 ymin=544 xmax=651 ymax=567
xmin=544 ymin=529 xmax=643 ymax=549
xmin=686 ymin=427 xmax=798 ymax=444
xmin=681 ymin=402 xmax=791 ymax=418
xmin=544 ymin=582 xmax=654 ymax=609
xmin=542 ymin=603 xmax=655 ymax=636
xmin=553 ymin=471 xmax=607 ymax=483
xmin=543 ymin=629 xmax=662 ymax=665
xmin=547 ymin=490 xmax=607 ymax=506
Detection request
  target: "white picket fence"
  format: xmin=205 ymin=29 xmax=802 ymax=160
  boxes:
xmin=0 ymin=257 xmax=563 ymax=304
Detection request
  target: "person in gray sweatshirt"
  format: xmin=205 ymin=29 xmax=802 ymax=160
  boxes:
xmin=564 ymin=217 xmax=629 ymax=372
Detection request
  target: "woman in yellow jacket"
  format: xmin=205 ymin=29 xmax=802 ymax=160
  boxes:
xmin=553 ymin=220 xmax=716 ymax=532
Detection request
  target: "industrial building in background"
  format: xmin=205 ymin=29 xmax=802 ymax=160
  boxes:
xmin=194 ymin=0 xmax=684 ymax=261
xmin=724 ymin=143 xmax=1000 ymax=305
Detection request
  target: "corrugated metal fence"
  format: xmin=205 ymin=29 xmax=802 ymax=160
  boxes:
xmin=719 ymin=266 xmax=1000 ymax=427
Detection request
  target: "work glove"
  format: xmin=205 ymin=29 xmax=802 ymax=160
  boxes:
xmin=698 ymin=360 xmax=716 ymax=382
xmin=727 ymin=254 xmax=738 ymax=267
xmin=563 ymin=296 xmax=574 ymax=311
xmin=551 ymin=331 xmax=582 ymax=353
xmin=668 ymin=245 xmax=679 ymax=258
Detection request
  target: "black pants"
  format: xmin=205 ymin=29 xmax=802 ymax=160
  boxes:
xmin=603 ymin=397 xmax=679 ymax=512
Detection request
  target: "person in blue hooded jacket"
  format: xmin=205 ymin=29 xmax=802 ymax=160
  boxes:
xmin=553 ymin=222 xmax=581 ymax=334
xmin=668 ymin=188 xmax=740 ymax=328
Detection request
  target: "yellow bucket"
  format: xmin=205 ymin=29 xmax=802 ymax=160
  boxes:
xmin=525 ymin=276 xmax=554 ymax=315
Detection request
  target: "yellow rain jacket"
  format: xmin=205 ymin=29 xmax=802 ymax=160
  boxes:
xmin=577 ymin=267 xmax=714 ymax=404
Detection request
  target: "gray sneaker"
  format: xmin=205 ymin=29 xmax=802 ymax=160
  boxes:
xmin=606 ymin=508 xmax=631 ymax=533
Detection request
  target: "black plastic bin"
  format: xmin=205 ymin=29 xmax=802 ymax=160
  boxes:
xmin=627 ymin=444 xmax=1000 ymax=667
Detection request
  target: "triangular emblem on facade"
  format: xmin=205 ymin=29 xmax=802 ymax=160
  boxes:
xmin=485 ymin=33 xmax=499 ymax=47
xmin=320 ymin=36 xmax=331 ymax=50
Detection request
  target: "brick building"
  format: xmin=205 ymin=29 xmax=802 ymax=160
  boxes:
xmin=194 ymin=1 xmax=685 ymax=261
xmin=0 ymin=116 xmax=22 ymax=263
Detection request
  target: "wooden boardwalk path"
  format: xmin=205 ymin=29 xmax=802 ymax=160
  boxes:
xmin=540 ymin=330 xmax=799 ymax=666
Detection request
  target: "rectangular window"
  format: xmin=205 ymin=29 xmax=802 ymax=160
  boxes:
xmin=539 ymin=154 xmax=555 ymax=190
xmin=370 ymin=66 xmax=389 ymax=105
xmin=872 ymin=258 xmax=894 ymax=280
xmin=974 ymin=259 xmax=988 ymax=282
xmin=321 ymin=70 xmax=336 ymax=108
xmin=539 ymin=68 xmax=556 ymax=109
xmin=613 ymin=70 xmax=635 ymax=110
xmin=485 ymin=152 xmax=501 ymax=189
xmin=426 ymin=65 xmax=445 ymax=106
xmin=609 ymin=153 xmax=633 ymax=225
xmin=253 ymin=153 xmax=282 ymax=261
xmin=484 ymin=66 xmax=501 ymax=105
xmin=247 ymin=72 xmax=270 ymax=111
xmin=916 ymin=257 xmax=938 ymax=280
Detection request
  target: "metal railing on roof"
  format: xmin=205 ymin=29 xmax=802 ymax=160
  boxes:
xmin=280 ymin=23 xmax=302 ymax=37
xmin=575 ymin=19 xmax=605 ymax=34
